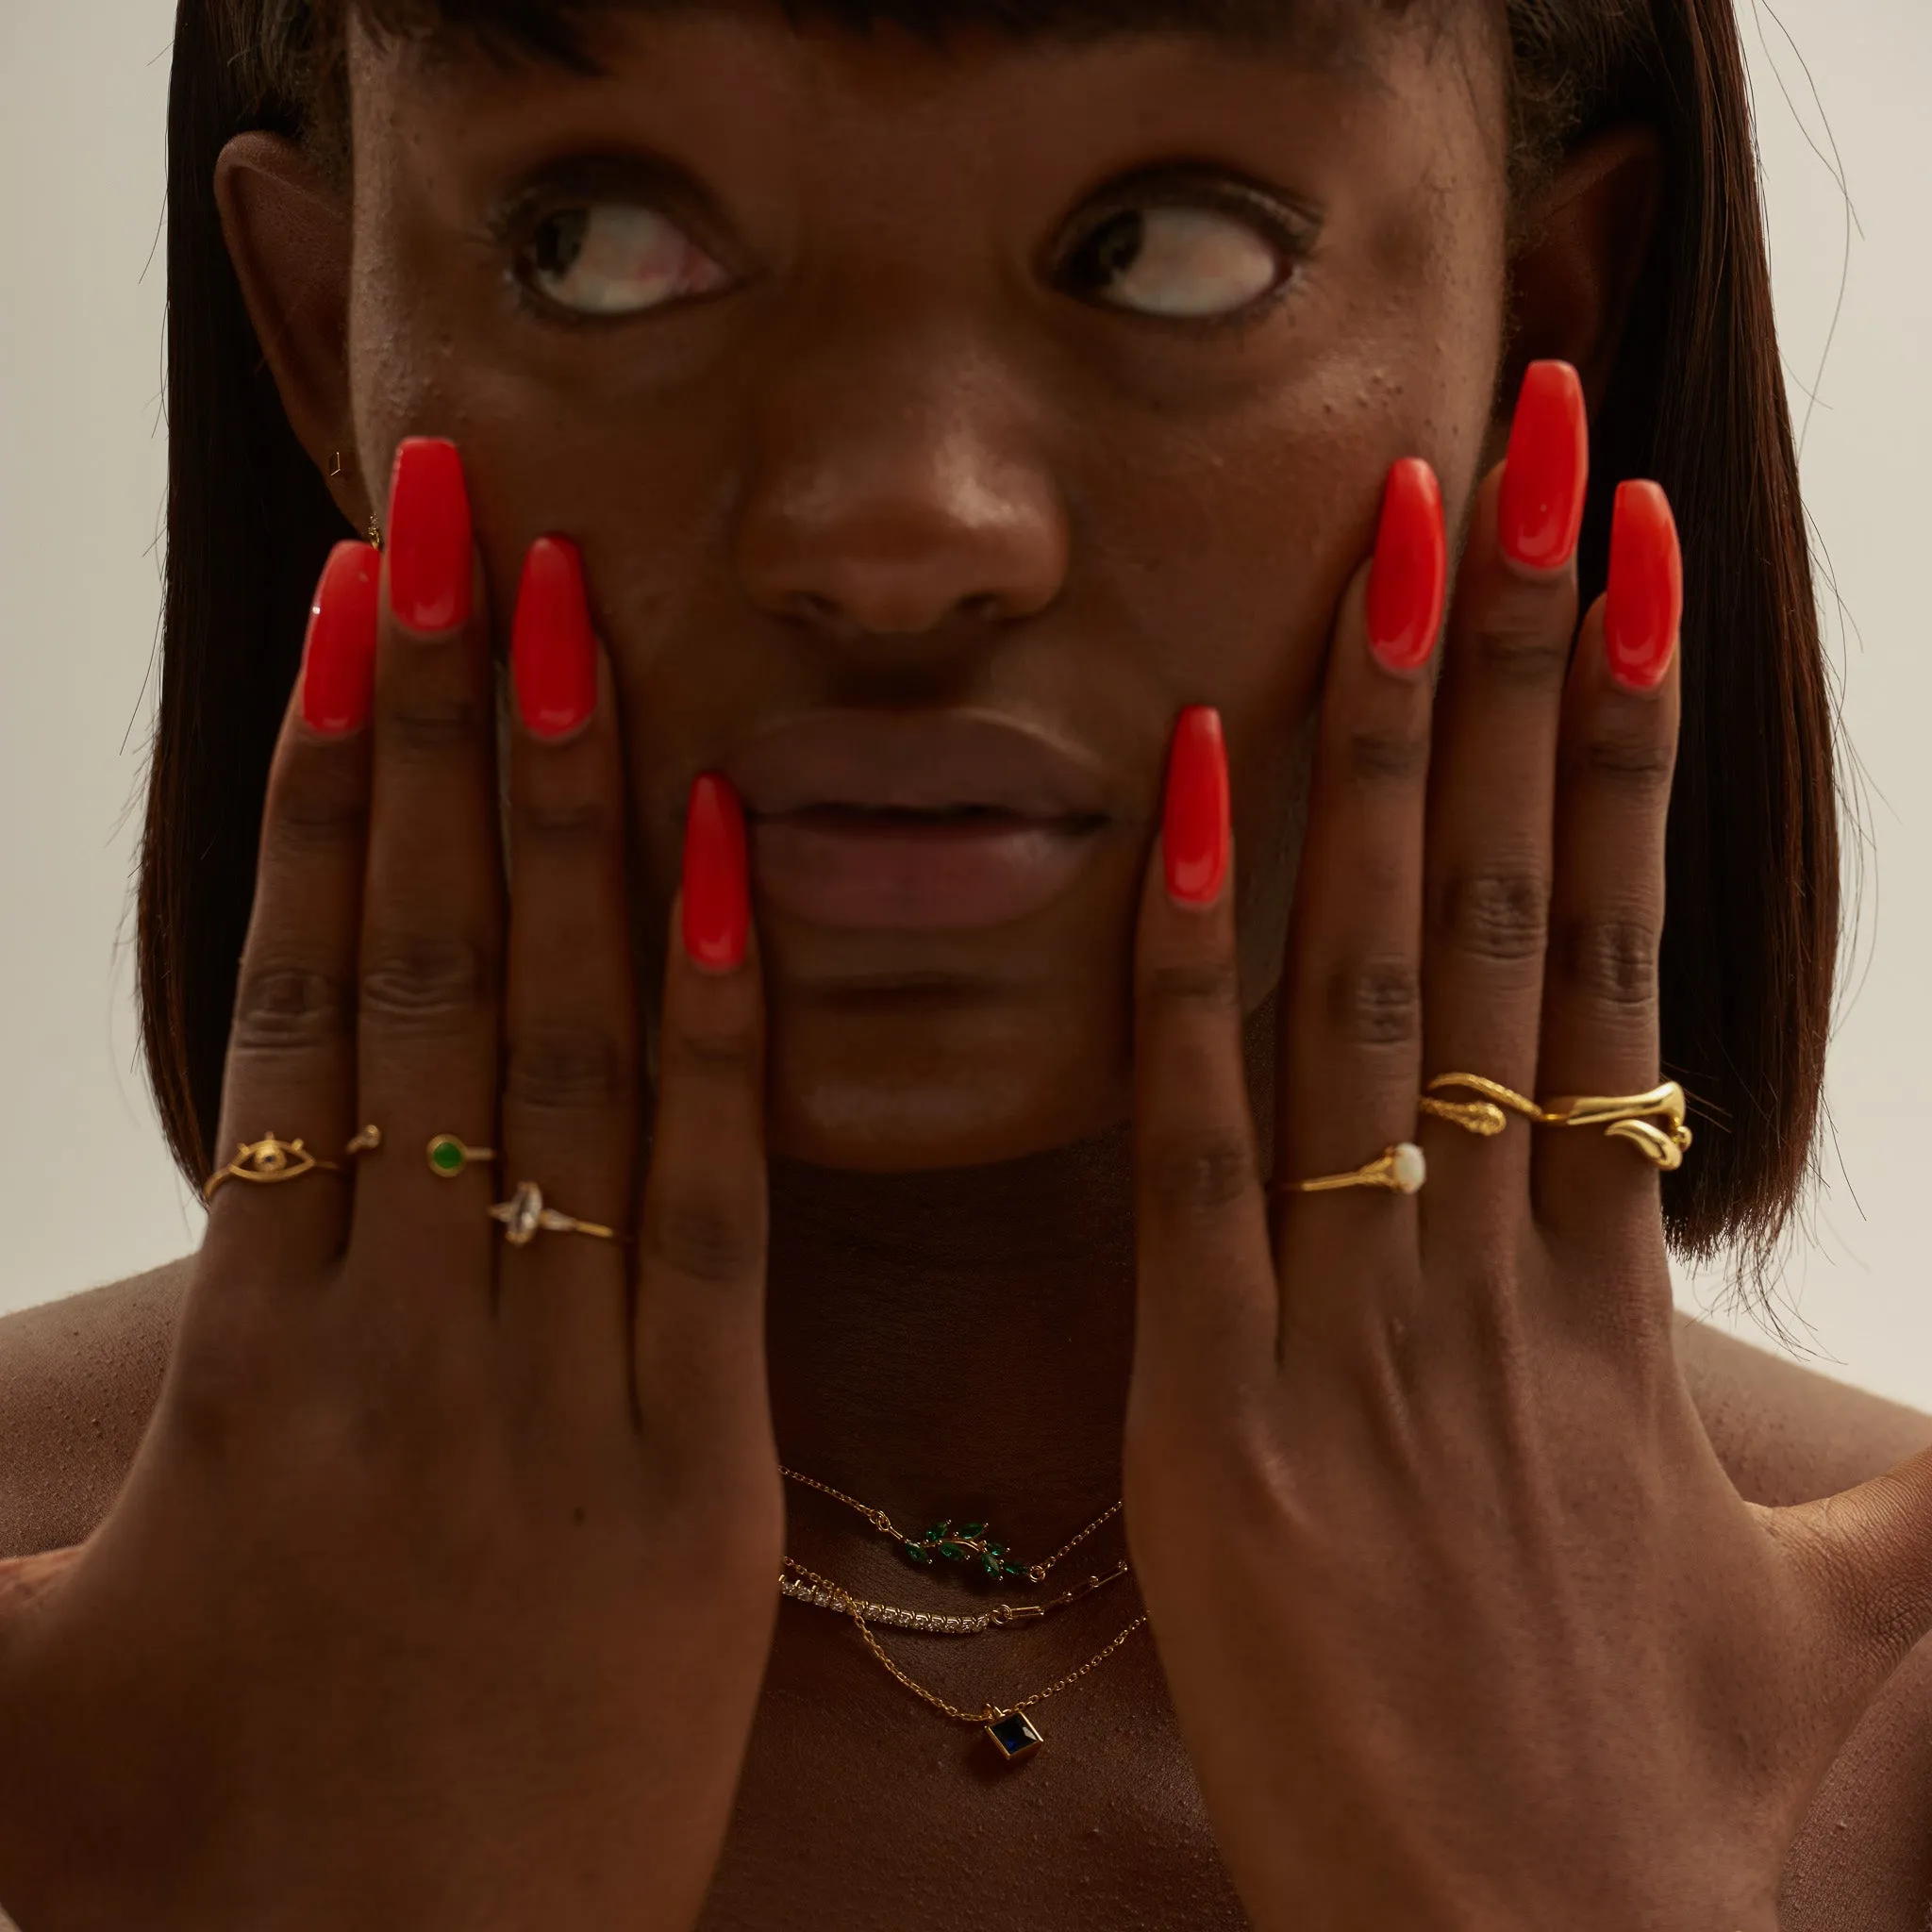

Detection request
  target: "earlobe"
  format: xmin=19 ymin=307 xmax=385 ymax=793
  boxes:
xmin=214 ymin=132 xmax=362 ymax=527
xmin=1503 ymin=125 xmax=1665 ymax=422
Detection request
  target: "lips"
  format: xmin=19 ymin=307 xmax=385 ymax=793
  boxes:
xmin=727 ymin=711 xmax=1110 ymax=932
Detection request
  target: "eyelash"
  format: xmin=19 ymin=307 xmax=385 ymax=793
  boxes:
xmin=1052 ymin=179 xmax=1318 ymax=329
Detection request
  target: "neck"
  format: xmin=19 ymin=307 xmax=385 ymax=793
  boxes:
xmin=762 ymin=997 xmax=1278 ymax=1569
xmin=766 ymin=1124 xmax=1139 ymax=1564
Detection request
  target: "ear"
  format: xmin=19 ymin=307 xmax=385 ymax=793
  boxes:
xmin=1499 ymin=125 xmax=1665 ymax=428
xmin=214 ymin=133 xmax=366 ymax=530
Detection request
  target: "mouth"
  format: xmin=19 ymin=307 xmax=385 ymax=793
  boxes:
xmin=728 ymin=712 xmax=1113 ymax=932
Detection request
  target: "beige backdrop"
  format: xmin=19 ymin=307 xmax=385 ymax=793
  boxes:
xmin=2 ymin=1 xmax=1927 ymax=1403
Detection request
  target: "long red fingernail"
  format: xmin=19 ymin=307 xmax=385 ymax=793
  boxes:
xmin=301 ymin=541 xmax=380 ymax=734
xmin=1499 ymin=360 xmax=1589 ymax=572
xmin=682 ymin=774 xmax=750 ymax=973
xmin=1365 ymin=458 xmax=1447 ymax=675
xmin=1605 ymin=481 xmax=1682 ymax=691
xmin=1163 ymin=707 xmax=1230 ymax=908
xmin=387 ymin=438 xmax=473 ymax=632
xmin=512 ymin=538 xmax=598 ymax=740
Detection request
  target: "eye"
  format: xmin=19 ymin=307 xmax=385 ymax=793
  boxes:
xmin=520 ymin=202 xmax=730 ymax=318
xmin=1059 ymin=203 xmax=1289 ymax=321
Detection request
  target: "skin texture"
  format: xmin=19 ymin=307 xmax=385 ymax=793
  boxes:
xmin=6 ymin=6 xmax=1932 ymax=1927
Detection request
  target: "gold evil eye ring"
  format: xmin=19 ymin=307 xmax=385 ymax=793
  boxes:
xmin=203 ymin=1134 xmax=341 ymax=1202
xmin=1276 ymin=1142 xmax=1427 ymax=1198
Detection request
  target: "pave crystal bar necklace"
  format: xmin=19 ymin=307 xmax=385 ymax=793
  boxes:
xmin=778 ymin=1467 xmax=1146 ymax=1762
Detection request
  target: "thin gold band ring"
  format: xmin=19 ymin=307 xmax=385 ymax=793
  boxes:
xmin=1278 ymin=1142 xmax=1427 ymax=1197
xmin=1421 ymin=1074 xmax=1694 ymax=1173
xmin=490 ymin=1182 xmax=620 ymax=1247
xmin=203 ymin=1134 xmax=341 ymax=1202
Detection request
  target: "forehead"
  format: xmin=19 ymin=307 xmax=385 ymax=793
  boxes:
xmin=353 ymin=0 xmax=1449 ymax=67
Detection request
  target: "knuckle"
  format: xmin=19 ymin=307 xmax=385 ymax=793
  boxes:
xmin=1567 ymin=731 xmax=1676 ymax=794
xmin=1551 ymin=912 xmax=1659 ymax=1011
xmin=1435 ymin=864 xmax=1550 ymax=965
xmin=1465 ymin=595 xmax=1573 ymax=687
xmin=1324 ymin=957 xmax=1424 ymax=1049
xmin=268 ymin=766 xmax=368 ymax=852
xmin=359 ymin=936 xmax=496 ymax=1031
xmin=1341 ymin=725 xmax=1429 ymax=787
xmin=512 ymin=791 xmax=618 ymax=853
xmin=504 ymin=1027 xmax=630 ymax=1115
xmin=1142 ymin=958 xmax=1242 ymax=1018
xmin=230 ymin=964 xmax=354 ymax=1055
xmin=382 ymin=695 xmax=488 ymax=763
xmin=659 ymin=1016 xmax=759 ymax=1089
xmin=641 ymin=1195 xmax=763 ymax=1288
xmin=1143 ymin=1130 xmax=1258 ymax=1222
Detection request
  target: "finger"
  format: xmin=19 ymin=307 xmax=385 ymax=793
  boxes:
xmin=1132 ymin=708 xmax=1274 ymax=1396
xmin=1535 ymin=483 xmax=1683 ymax=1257
xmin=495 ymin=540 xmax=638 ymax=1421
xmin=344 ymin=439 xmax=503 ymax=1339
xmin=1271 ymin=462 xmax=1437 ymax=1347
xmin=1418 ymin=362 xmax=1588 ymax=1232
xmin=202 ymin=541 xmax=376 ymax=1277
xmin=632 ymin=778 xmax=774 ymax=1474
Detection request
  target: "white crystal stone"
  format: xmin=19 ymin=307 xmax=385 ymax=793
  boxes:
xmin=1391 ymin=1143 xmax=1426 ymax=1195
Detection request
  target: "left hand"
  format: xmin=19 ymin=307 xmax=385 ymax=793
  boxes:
xmin=1124 ymin=363 xmax=1932 ymax=1931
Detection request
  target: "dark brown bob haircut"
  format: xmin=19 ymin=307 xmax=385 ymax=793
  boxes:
xmin=147 ymin=0 xmax=1835 ymax=1269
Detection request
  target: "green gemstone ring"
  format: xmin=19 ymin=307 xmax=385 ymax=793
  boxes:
xmin=427 ymin=1134 xmax=497 ymax=1179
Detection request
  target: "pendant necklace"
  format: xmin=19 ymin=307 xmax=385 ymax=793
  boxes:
xmin=778 ymin=1467 xmax=1145 ymax=1762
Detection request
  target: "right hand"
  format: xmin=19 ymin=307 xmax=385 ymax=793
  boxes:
xmin=0 ymin=439 xmax=781 ymax=1930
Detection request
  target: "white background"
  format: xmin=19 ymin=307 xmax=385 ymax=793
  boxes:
xmin=2 ymin=1 xmax=1927 ymax=1401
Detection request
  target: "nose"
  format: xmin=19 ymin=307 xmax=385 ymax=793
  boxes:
xmin=734 ymin=327 xmax=1069 ymax=642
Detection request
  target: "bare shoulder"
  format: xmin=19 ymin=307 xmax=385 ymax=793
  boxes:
xmin=0 ymin=1258 xmax=190 ymax=1559
xmin=1675 ymin=1313 xmax=1932 ymax=1931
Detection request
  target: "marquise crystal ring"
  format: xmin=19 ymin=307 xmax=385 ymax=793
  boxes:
xmin=490 ymin=1182 xmax=620 ymax=1248
xmin=1278 ymin=1142 xmax=1426 ymax=1198
xmin=203 ymin=1133 xmax=341 ymax=1202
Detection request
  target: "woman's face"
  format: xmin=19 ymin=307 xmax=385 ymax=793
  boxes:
xmin=341 ymin=2 xmax=1510 ymax=1170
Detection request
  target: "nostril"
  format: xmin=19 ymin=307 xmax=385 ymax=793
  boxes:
xmin=958 ymin=593 xmax=1004 ymax=624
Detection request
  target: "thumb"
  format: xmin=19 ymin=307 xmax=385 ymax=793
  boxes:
xmin=1776 ymin=1443 xmax=1932 ymax=1685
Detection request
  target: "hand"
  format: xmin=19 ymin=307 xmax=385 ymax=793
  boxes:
xmin=0 ymin=441 xmax=779 ymax=1930
xmin=1124 ymin=364 xmax=1932 ymax=1930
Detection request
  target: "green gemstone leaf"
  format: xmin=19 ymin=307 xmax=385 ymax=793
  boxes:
xmin=924 ymin=1522 xmax=950 ymax=1541
xmin=905 ymin=1543 xmax=930 ymax=1563
xmin=940 ymin=1541 xmax=968 ymax=1560
xmin=981 ymin=1556 xmax=1001 ymax=1576
xmin=958 ymin=1523 xmax=988 ymax=1539
xmin=1004 ymin=1562 xmax=1027 ymax=1577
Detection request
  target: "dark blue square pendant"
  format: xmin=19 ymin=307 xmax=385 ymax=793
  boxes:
xmin=986 ymin=1711 xmax=1043 ymax=1762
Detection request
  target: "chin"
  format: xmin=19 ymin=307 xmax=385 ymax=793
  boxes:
xmin=765 ymin=995 xmax=1132 ymax=1172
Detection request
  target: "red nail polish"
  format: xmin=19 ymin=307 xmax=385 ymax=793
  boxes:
xmin=301 ymin=541 xmax=380 ymax=734
xmin=1605 ymin=481 xmax=1682 ymax=691
xmin=387 ymin=438 xmax=473 ymax=632
xmin=1499 ymin=360 xmax=1589 ymax=572
xmin=682 ymin=774 xmax=750 ymax=973
xmin=1365 ymin=458 xmax=1448 ymax=675
xmin=512 ymin=538 xmax=598 ymax=740
xmin=1163 ymin=707 xmax=1230 ymax=908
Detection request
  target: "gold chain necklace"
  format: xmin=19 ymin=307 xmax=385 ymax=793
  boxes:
xmin=778 ymin=1468 xmax=1141 ymax=1760
xmin=779 ymin=1465 xmax=1124 ymax=1584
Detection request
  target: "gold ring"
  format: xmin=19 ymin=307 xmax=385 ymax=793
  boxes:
xmin=1279 ymin=1142 xmax=1426 ymax=1197
xmin=1539 ymin=1083 xmax=1693 ymax=1172
xmin=203 ymin=1134 xmax=341 ymax=1202
xmin=490 ymin=1182 xmax=619 ymax=1248
xmin=427 ymin=1135 xmax=497 ymax=1180
xmin=1419 ymin=1074 xmax=1541 ymax=1138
